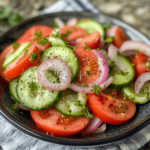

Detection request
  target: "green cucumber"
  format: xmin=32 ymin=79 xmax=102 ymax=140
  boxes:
xmin=55 ymin=89 xmax=89 ymax=117
xmin=109 ymin=55 xmax=135 ymax=90
xmin=123 ymin=82 xmax=150 ymax=104
xmin=9 ymin=77 xmax=19 ymax=103
xmin=16 ymin=66 xmax=62 ymax=110
xmin=41 ymin=46 xmax=80 ymax=82
xmin=77 ymin=19 xmax=105 ymax=37
xmin=2 ymin=42 xmax=31 ymax=69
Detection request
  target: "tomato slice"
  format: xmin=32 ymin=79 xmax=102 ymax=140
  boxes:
xmin=88 ymin=91 xmax=136 ymax=125
xmin=131 ymin=52 xmax=150 ymax=77
xmin=30 ymin=108 xmax=89 ymax=136
xmin=73 ymin=48 xmax=101 ymax=85
xmin=17 ymin=25 xmax=53 ymax=43
xmin=77 ymin=31 xmax=100 ymax=49
xmin=60 ymin=26 xmax=89 ymax=41
xmin=113 ymin=27 xmax=128 ymax=48
xmin=4 ymin=44 xmax=40 ymax=79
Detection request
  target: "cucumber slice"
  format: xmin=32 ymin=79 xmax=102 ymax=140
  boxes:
xmin=2 ymin=42 xmax=31 ymax=69
xmin=123 ymin=82 xmax=150 ymax=104
xmin=16 ymin=66 xmax=62 ymax=110
xmin=77 ymin=19 xmax=105 ymax=37
xmin=41 ymin=46 xmax=80 ymax=82
xmin=55 ymin=89 xmax=88 ymax=117
xmin=9 ymin=77 xmax=19 ymax=103
xmin=109 ymin=55 xmax=135 ymax=90
xmin=48 ymin=28 xmax=66 ymax=47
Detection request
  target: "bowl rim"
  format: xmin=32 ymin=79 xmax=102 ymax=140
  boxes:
xmin=0 ymin=11 xmax=150 ymax=147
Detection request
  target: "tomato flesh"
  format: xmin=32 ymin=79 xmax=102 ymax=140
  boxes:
xmin=114 ymin=27 xmax=128 ymax=48
xmin=30 ymin=108 xmax=89 ymax=136
xmin=73 ymin=48 xmax=101 ymax=84
xmin=77 ymin=31 xmax=100 ymax=49
xmin=60 ymin=26 xmax=89 ymax=41
xmin=88 ymin=91 xmax=136 ymax=125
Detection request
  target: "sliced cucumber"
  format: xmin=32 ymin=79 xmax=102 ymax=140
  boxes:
xmin=55 ymin=89 xmax=88 ymax=117
xmin=109 ymin=55 xmax=135 ymax=90
xmin=2 ymin=42 xmax=31 ymax=69
xmin=9 ymin=77 xmax=19 ymax=103
xmin=16 ymin=66 xmax=62 ymax=110
xmin=77 ymin=19 xmax=105 ymax=37
xmin=123 ymin=82 xmax=150 ymax=104
xmin=41 ymin=46 xmax=80 ymax=82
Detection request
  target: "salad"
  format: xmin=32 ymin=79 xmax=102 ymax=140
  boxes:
xmin=0 ymin=17 xmax=150 ymax=137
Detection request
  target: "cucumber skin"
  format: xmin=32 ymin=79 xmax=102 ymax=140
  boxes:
xmin=16 ymin=66 xmax=62 ymax=111
xmin=109 ymin=56 xmax=135 ymax=90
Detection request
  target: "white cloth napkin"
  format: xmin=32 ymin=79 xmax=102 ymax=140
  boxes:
xmin=0 ymin=0 xmax=150 ymax=149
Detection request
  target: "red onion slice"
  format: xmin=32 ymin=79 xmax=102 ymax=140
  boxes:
xmin=120 ymin=40 xmax=150 ymax=57
xmin=99 ymin=37 xmax=105 ymax=49
xmin=37 ymin=58 xmax=71 ymax=91
xmin=135 ymin=72 xmax=150 ymax=94
xmin=106 ymin=26 xmax=117 ymax=38
xmin=67 ymin=18 xmax=78 ymax=26
xmin=93 ymin=122 xmax=107 ymax=134
xmin=68 ymin=41 xmax=77 ymax=46
xmin=17 ymin=103 xmax=30 ymax=111
xmin=81 ymin=114 xmax=102 ymax=136
xmin=54 ymin=17 xmax=65 ymax=28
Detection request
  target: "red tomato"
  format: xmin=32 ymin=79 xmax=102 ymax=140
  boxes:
xmin=77 ymin=31 xmax=100 ymax=49
xmin=4 ymin=44 xmax=40 ymax=79
xmin=114 ymin=27 xmax=128 ymax=48
xmin=88 ymin=91 xmax=136 ymax=125
xmin=17 ymin=25 xmax=53 ymax=43
xmin=60 ymin=26 xmax=89 ymax=41
xmin=30 ymin=108 xmax=89 ymax=136
xmin=131 ymin=52 xmax=150 ymax=77
xmin=73 ymin=48 xmax=101 ymax=84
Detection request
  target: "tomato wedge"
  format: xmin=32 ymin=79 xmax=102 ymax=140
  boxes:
xmin=17 ymin=25 xmax=53 ymax=43
xmin=60 ymin=26 xmax=89 ymax=41
xmin=114 ymin=27 xmax=128 ymax=48
xmin=4 ymin=44 xmax=40 ymax=79
xmin=30 ymin=108 xmax=89 ymax=136
xmin=73 ymin=48 xmax=101 ymax=84
xmin=77 ymin=31 xmax=100 ymax=49
xmin=88 ymin=91 xmax=136 ymax=125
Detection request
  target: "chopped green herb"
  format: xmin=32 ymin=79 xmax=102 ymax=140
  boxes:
xmin=111 ymin=95 xmax=115 ymax=98
xmin=103 ymin=24 xmax=111 ymax=32
xmin=146 ymin=62 xmax=150 ymax=69
xmin=84 ymin=84 xmax=89 ymax=87
xmin=52 ymin=23 xmax=58 ymax=28
xmin=84 ymin=42 xmax=92 ymax=50
xmin=105 ymin=36 xmax=115 ymax=43
xmin=144 ymin=90 xmax=149 ymax=98
xmin=38 ymin=51 xmax=44 ymax=55
xmin=34 ymin=31 xmax=42 ymax=37
xmin=135 ymin=49 xmax=139 ymax=52
xmin=30 ymin=52 xmax=37 ymax=62
xmin=109 ymin=60 xmax=116 ymax=72
xmin=13 ymin=42 xmax=20 ymax=49
xmin=118 ymin=103 xmax=122 ymax=108
xmin=24 ymin=49 xmax=29 ymax=54
xmin=0 ymin=6 xmax=12 ymax=19
xmin=8 ymin=13 xmax=23 ymax=26
xmin=27 ymin=82 xmax=37 ymax=91
xmin=61 ymin=30 xmax=72 ymax=37
xmin=68 ymin=109 xmax=72 ymax=113
xmin=64 ymin=127 xmax=66 ymax=130
xmin=86 ymin=70 xmax=91 ymax=76
xmin=67 ymin=85 xmax=71 ymax=88
xmin=12 ymin=104 xmax=19 ymax=110
xmin=38 ymin=37 xmax=48 ymax=45
xmin=91 ymin=85 xmax=101 ymax=95
xmin=20 ymin=112 xmax=23 ymax=115
xmin=66 ymin=45 xmax=75 ymax=50
xmin=131 ymin=64 xmax=135 ymax=66
xmin=120 ymin=71 xmax=129 ymax=76
xmin=104 ymin=88 xmax=110 ymax=94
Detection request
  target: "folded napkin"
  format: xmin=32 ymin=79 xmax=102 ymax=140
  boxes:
xmin=0 ymin=0 xmax=150 ymax=150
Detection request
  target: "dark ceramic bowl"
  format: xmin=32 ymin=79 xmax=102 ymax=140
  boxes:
xmin=0 ymin=12 xmax=150 ymax=147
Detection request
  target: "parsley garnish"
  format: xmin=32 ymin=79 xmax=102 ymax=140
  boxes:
xmin=52 ymin=23 xmax=58 ymax=28
xmin=120 ymin=71 xmax=129 ymax=76
xmin=13 ymin=42 xmax=20 ymax=49
xmin=20 ymin=112 xmax=23 ymax=115
xmin=131 ymin=64 xmax=135 ymax=66
xmin=34 ymin=31 xmax=42 ymax=37
xmin=38 ymin=51 xmax=44 ymax=55
xmin=0 ymin=6 xmax=12 ymax=19
xmin=66 ymin=45 xmax=75 ymax=50
xmin=146 ymin=62 xmax=150 ymax=69
xmin=61 ymin=30 xmax=72 ymax=37
xmin=135 ymin=49 xmax=139 ymax=52
xmin=105 ymin=36 xmax=115 ymax=43
xmin=12 ymin=104 xmax=19 ymax=110
xmin=144 ymin=90 xmax=149 ymax=98
xmin=84 ymin=42 xmax=92 ymax=50
xmin=84 ymin=84 xmax=89 ymax=87
xmin=103 ymin=24 xmax=111 ymax=32
xmin=111 ymin=95 xmax=115 ymax=98
xmin=91 ymin=85 xmax=101 ymax=95
xmin=8 ymin=13 xmax=23 ymax=26
xmin=109 ymin=60 xmax=116 ymax=72
xmin=27 ymin=82 xmax=37 ymax=91
xmin=104 ymin=88 xmax=110 ymax=94
xmin=24 ymin=49 xmax=29 ymax=54
xmin=64 ymin=127 xmax=66 ymax=130
xmin=38 ymin=37 xmax=48 ymax=45
xmin=30 ymin=52 xmax=37 ymax=62
xmin=118 ymin=103 xmax=122 ymax=108
xmin=86 ymin=70 xmax=91 ymax=76
xmin=68 ymin=109 xmax=72 ymax=113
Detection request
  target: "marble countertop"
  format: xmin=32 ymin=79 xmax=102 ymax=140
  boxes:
xmin=0 ymin=0 xmax=150 ymax=149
